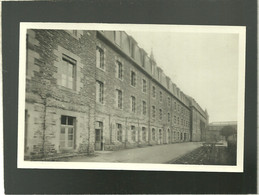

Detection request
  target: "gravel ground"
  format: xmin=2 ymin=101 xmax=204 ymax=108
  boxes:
xmin=170 ymin=146 xmax=236 ymax=165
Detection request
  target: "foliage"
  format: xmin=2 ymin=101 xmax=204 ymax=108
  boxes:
xmin=220 ymin=126 xmax=236 ymax=139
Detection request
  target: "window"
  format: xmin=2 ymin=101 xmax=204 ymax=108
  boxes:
xmin=131 ymin=96 xmax=136 ymax=113
xmin=116 ymin=61 xmax=123 ymax=79
xmin=72 ymin=30 xmax=77 ymax=36
xmin=60 ymin=115 xmax=75 ymax=149
xmin=152 ymin=128 xmax=156 ymax=141
xmin=168 ymin=97 xmax=171 ymax=106
xmin=142 ymin=79 xmax=147 ymax=93
xmin=115 ymin=31 xmax=121 ymax=46
xmin=152 ymin=86 xmax=156 ymax=98
xmin=178 ymin=104 xmax=180 ymax=112
xmin=131 ymin=71 xmax=136 ymax=87
xmin=168 ymin=113 xmax=170 ymax=122
xmin=177 ymin=117 xmax=179 ymax=124
xmin=96 ymin=47 xmax=104 ymax=69
xmin=61 ymin=54 xmax=76 ymax=90
xmin=174 ymin=116 xmax=177 ymax=124
xmin=142 ymin=127 xmax=146 ymax=141
xmin=174 ymin=102 xmax=177 ymax=110
xmin=96 ymin=81 xmax=104 ymax=104
xmin=131 ymin=126 xmax=136 ymax=142
xmin=116 ymin=123 xmax=122 ymax=142
xmin=159 ymin=91 xmax=163 ymax=102
xmin=152 ymin=106 xmax=156 ymax=118
xmin=142 ymin=101 xmax=147 ymax=115
xmin=181 ymin=118 xmax=183 ymax=125
xmin=116 ymin=89 xmax=122 ymax=109
xmin=159 ymin=109 xmax=163 ymax=120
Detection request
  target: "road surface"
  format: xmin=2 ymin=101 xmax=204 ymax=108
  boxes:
xmin=66 ymin=142 xmax=202 ymax=164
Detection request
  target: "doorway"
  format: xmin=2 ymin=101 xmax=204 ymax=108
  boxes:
xmin=95 ymin=121 xmax=103 ymax=151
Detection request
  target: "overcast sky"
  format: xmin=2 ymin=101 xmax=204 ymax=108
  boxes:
xmin=126 ymin=31 xmax=239 ymax=123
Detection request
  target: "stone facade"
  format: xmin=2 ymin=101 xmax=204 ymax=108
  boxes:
xmin=24 ymin=29 xmax=209 ymax=159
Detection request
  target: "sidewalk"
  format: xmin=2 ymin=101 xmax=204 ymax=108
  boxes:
xmin=66 ymin=142 xmax=202 ymax=164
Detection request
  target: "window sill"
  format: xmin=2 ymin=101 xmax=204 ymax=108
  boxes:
xmin=96 ymin=102 xmax=105 ymax=106
xmin=96 ymin=66 xmax=106 ymax=72
xmin=57 ymin=85 xmax=79 ymax=94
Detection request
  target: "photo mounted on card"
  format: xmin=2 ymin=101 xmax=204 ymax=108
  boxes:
xmin=18 ymin=23 xmax=246 ymax=172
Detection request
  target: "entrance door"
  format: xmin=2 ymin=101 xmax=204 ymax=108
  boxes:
xmin=95 ymin=121 xmax=103 ymax=151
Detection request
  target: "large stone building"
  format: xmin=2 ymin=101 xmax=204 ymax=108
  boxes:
xmin=24 ymin=29 xmax=209 ymax=159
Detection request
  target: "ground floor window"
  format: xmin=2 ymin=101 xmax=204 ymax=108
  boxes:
xmin=168 ymin=129 xmax=170 ymax=143
xmin=142 ymin=127 xmax=146 ymax=141
xmin=60 ymin=115 xmax=75 ymax=150
xmin=152 ymin=128 xmax=156 ymax=141
xmin=131 ymin=126 xmax=136 ymax=142
xmin=117 ymin=123 xmax=122 ymax=142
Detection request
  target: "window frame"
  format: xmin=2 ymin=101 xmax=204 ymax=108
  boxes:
xmin=60 ymin=115 xmax=76 ymax=150
xmin=96 ymin=46 xmax=104 ymax=70
xmin=96 ymin=80 xmax=104 ymax=104
xmin=116 ymin=60 xmax=123 ymax=80
xmin=131 ymin=96 xmax=136 ymax=113
xmin=142 ymin=79 xmax=147 ymax=93
xmin=61 ymin=54 xmax=77 ymax=90
xmin=116 ymin=89 xmax=123 ymax=109
xmin=130 ymin=70 xmax=136 ymax=87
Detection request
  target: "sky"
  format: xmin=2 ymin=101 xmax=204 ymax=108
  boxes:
xmin=126 ymin=30 xmax=239 ymax=123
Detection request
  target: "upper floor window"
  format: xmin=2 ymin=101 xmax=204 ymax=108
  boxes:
xmin=168 ymin=113 xmax=170 ymax=122
xmin=131 ymin=96 xmax=136 ymax=113
xmin=115 ymin=31 xmax=121 ymax=46
xmin=96 ymin=47 xmax=104 ymax=69
xmin=159 ymin=91 xmax=163 ymax=102
xmin=174 ymin=116 xmax=177 ymax=124
xmin=174 ymin=102 xmax=177 ymax=110
xmin=142 ymin=79 xmax=147 ymax=93
xmin=116 ymin=89 xmax=122 ymax=109
xmin=61 ymin=54 xmax=76 ymax=90
xmin=152 ymin=106 xmax=156 ymax=118
xmin=72 ymin=30 xmax=77 ymax=36
xmin=151 ymin=64 xmax=154 ymax=75
xmin=168 ymin=97 xmax=171 ymax=106
xmin=116 ymin=61 xmax=123 ymax=80
xmin=152 ymin=86 xmax=156 ymax=98
xmin=131 ymin=71 xmax=136 ymax=87
xmin=159 ymin=109 xmax=163 ymax=120
xmin=142 ymin=101 xmax=147 ymax=115
xmin=96 ymin=81 xmax=104 ymax=104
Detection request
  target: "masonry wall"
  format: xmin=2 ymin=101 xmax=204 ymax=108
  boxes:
xmin=92 ymin=31 xmax=192 ymax=151
xmin=25 ymin=30 xmax=96 ymax=159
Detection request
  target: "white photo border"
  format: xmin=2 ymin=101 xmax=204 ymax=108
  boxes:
xmin=18 ymin=22 xmax=246 ymax=172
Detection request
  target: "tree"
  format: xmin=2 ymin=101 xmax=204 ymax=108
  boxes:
xmin=220 ymin=126 xmax=236 ymax=141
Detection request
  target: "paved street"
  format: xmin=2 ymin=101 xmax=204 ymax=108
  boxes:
xmin=66 ymin=142 xmax=202 ymax=163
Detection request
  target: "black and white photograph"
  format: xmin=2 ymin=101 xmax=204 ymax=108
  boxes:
xmin=18 ymin=23 xmax=245 ymax=172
